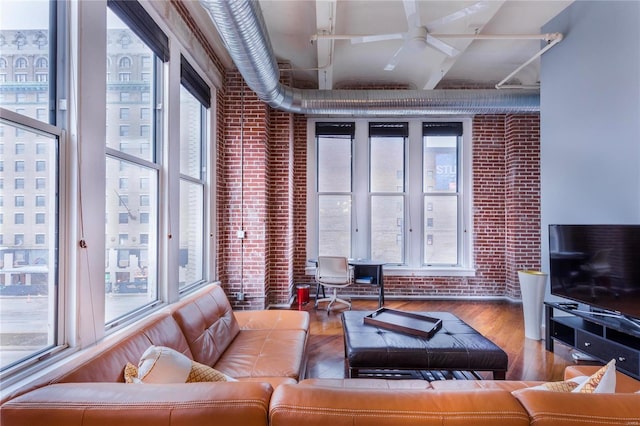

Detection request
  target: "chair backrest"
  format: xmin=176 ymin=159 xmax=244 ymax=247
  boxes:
xmin=316 ymin=256 xmax=350 ymax=285
xmin=587 ymin=248 xmax=612 ymax=275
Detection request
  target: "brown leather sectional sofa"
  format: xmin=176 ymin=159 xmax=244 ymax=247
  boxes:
xmin=1 ymin=283 xmax=310 ymax=426
xmin=2 ymin=283 xmax=639 ymax=426
xmin=273 ymin=366 xmax=640 ymax=426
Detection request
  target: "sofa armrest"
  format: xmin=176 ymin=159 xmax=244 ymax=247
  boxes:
xmin=1 ymin=382 xmax=272 ymax=426
xmin=512 ymin=388 xmax=640 ymax=426
xmin=270 ymin=384 xmax=530 ymax=426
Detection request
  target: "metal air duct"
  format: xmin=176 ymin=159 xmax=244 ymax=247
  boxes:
xmin=199 ymin=0 xmax=540 ymax=116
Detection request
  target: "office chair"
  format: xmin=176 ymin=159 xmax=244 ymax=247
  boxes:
xmin=314 ymin=256 xmax=352 ymax=312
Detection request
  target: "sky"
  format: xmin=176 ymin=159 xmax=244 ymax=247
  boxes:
xmin=0 ymin=0 xmax=51 ymax=30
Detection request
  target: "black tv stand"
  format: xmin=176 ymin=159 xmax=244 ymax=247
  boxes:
xmin=545 ymin=301 xmax=640 ymax=380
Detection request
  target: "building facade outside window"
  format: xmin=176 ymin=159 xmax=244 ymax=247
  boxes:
xmin=0 ymin=0 xmax=62 ymax=373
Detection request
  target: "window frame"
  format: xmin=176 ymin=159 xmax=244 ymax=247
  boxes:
xmin=105 ymin=0 xmax=166 ymax=328
xmin=0 ymin=0 xmax=218 ymax=387
xmin=0 ymin=106 xmax=67 ymax=377
xmin=307 ymin=118 xmax=474 ymax=277
xmin=0 ymin=0 xmax=68 ymax=387
xmin=177 ymin=55 xmax=210 ymax=292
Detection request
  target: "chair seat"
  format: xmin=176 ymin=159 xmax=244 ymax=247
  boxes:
xmin=319 ymin=278 xmax=351 ymax=286
xmin=315 ymin=256 xmax=352 ymax=312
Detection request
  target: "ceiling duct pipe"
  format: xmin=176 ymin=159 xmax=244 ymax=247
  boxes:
xmin=199 ymin=0 xmax=540 ymax=116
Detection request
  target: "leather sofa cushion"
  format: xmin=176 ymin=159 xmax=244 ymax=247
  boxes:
xmin=172 ymin=284 xmax=240 ymax=367
xmin=270 ymin=385 xmax=530 ymax=426
xmin=214 ymin=329 xmax=307 ymax=380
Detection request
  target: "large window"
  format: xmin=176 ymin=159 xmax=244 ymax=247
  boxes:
xmin=178 ymin=56 xmax=210 ymax=290
xmin=422 ymin=123 xmax=463 ymax=265
xmin=369 ymin=123 xmax=407 ymax=264
xmin=310 ymin=119 xmax=472 ymax=274
xmin=0 ymin=0 xmax=216 ymax=386
xmin=316 ymin=122 xmax=354 ymax=257
xmin=104 ymin=2 xmax=166 ymax=324
xmin=0 ymin=0 xmax=62 ymax=373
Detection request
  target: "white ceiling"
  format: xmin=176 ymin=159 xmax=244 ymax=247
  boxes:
xmin=249 ymin=0 xmax=573 ymax=91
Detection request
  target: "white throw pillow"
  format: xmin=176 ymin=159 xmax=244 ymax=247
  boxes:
xmin=138 ymin=345 xmax=193 ymax=383
xmin=126 ymin=345 xmax=236 ymax=384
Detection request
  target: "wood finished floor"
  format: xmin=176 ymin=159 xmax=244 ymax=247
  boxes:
xmin=295 ymin=298 xmax=579 ymax=382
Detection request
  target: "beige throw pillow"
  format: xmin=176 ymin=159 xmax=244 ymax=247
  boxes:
xmin=528 ymin=359 xmax=616 ymax=394
xmin=573 ymin=359 xmax=616 ymax=393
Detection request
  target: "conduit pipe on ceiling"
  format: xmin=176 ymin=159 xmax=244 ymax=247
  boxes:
xmin=199 ymin=0 xmax=541 ymax=116
xmin=495 ymin=33 xmax=563 ymax=89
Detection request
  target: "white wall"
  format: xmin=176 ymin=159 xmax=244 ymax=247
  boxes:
xmin=540 ymin=1 xmax=640 ymax=286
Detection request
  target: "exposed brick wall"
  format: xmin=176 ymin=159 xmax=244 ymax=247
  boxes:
xmin=289 ymin=114 xmax=541 ymax=300
xmin=221 ymin=71 xmax=270 ymax=309
xmin=220 ymin=76 xmax=541 ymax=304
xmin=215 ymin=82 xmax=225 ymax=285
xmin=267 ymin=75 xmax=295 ymax=306
xmin=505 ymin=114 xmax=542 ymax=297
xmin=170 ymin=0 xmax=226 ymax=77
xmin=469 ymin=115 xmax=508 ymax=296
xmin=170 ymin=0 xmax=543 ymax=303
xmin=292 ymin=115 xmax=308 ymax=286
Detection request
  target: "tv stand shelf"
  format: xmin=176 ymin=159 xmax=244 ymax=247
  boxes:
xmin=545 ymin=302 xmax=640 ymax=380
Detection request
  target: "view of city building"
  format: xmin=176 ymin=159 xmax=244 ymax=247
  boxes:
xmin=1 ymin=28 xmax=157 ymax=296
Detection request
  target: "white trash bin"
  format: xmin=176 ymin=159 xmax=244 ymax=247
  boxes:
xmin=518 ymin=270 xmax=547 ymax=340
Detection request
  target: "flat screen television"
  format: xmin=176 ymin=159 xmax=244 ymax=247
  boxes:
xmin=549 ymin=224 xmax=640 ymax=322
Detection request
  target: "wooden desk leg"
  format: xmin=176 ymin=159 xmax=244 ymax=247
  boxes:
xmin=377 ymin=265 xmax=384 ymax=307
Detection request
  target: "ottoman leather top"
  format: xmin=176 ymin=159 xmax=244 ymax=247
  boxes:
xmin=342 ymin=311 xmax=508 ymax=372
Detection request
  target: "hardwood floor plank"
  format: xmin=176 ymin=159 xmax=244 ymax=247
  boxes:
xmin=296 ymin=299 xmax=577 ymax=382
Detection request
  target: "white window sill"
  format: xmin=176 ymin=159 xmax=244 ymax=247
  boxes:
xmin=305 ymin=266 xmax=476 ymax=277
xmin=383 ymin=267 xmax=476 ymax=277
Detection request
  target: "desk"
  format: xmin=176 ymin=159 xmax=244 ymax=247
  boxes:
xmin=351 ymin=260 xmax=385 ymax=308
xmin=310 ymin=259 xmax=385 ymax=308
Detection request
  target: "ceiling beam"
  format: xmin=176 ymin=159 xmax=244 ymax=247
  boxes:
xmin=315 ymin=0 xmax=336 ymax=90
xmin=423 ymin=0 xmax=506 ymax=89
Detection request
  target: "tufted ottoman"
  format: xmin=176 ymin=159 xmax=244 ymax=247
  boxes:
xmin=342 ymin=310 xmax=508 ymax=380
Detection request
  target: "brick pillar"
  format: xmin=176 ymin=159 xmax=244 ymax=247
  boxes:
xmin=472 ymin=115 xmax=507 ymax=292
xmin=222 ymin=71 xmax=270 ymax=309
xmin=267 ymin=103 xmax=295 ymax=305
xmin=292 ymin=115 xmax=308 ymax=286
xmin=505 ymin=114 xmax=542 ymax=298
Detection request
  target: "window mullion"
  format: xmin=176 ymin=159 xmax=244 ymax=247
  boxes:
xmin=353 ymin=120 xmax=368 ymax=259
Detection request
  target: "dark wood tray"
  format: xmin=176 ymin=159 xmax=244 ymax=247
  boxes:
xmin=363 ymin=308 xmax=442 ymax=338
